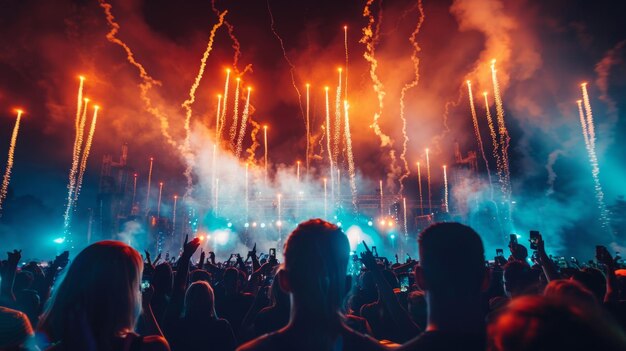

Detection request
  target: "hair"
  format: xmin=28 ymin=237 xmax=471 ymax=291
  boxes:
xmin=38 ymin=241 xmax=143 ymax=347
xmin=572 ymin=268 xmax=606 ymax=302
xmin=488 ymin=296 xmax=626 ymax=351
xmin=418 ymin=222 xmax=485 ymax=296
xmin=151 ymin=262 xmax=173 ymax=296
xmin=282 ymin=218 xmax=350 ymax=322
xmin=184 ymin=281 xmax=217 ymax=320
xmin=503 ymin=261 xmax=539 ymax=297
xmin=544 ymin=279 xmax=597 ymax=307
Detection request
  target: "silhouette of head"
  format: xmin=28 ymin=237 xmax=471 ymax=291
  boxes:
xmin=503 ymin=261 xmax=539 ymax=297
xmin=416 ymin=222 xmax=485 ymax=298
xmin=184 ymin=281 xmax=217 ymax=319
xmin=38 ymin=241 xmax=143 ymax=345
xmin=572 ymin=268 xmax=606 ymax=302
xmin=278 ymin=218 xmax=350 ymax=321
xmin=151 ymin=262 xmax=173 ymax=296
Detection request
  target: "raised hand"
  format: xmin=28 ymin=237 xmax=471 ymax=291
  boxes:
xmin=182 ymin=237 xmax=201 ymax=259
xmin=53 ymin=251 xmax=70 ymax=269
xmin=199 ymin=250 xmax=206 ymax=268
xmin=360 ymin=249 xmax=379 ymax=272
xmin=7 ymin=250 xmax=21 ymax=265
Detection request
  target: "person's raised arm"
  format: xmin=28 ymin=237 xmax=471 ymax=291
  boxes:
xmin=0 ymin=250 xmax=21 ymax=301
xmin=360 ymin=249 xmax=421 ymax=338
xmin=248 ymin=244 xmax=260 ymax=272
xmin=536 ymin=237 xmax=560 ymax=282
xmin=597 ymin=246 xmax=618 ymax=303
xmin=141 ymin=285 xmax=165 ymax=337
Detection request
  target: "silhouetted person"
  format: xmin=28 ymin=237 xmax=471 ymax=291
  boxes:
xmin=216 ymin=267 xmax=255 ymax=337
xmin=488 ymin=295 xmax=626 ymax=351
xmin=400 ymin=222 xmax=488 ymax=351
xmin=167 ymin=281 xmax=237 ymax=351
xmin=38 ymin=241 xmax=169 ymax=351
xmin=238 ymin=219 xmax=384 ymax=351
xmin=253 ymin=274 xmax=290 ymax=337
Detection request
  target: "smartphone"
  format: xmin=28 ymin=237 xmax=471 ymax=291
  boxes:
xmin=399 ymin=275 xmax=409 ymax=292
xmin=371 ymin=246 xmax=379 ymax=257
xmin=529 ymin=230 xmax=541 ymax=250
xmin=509 ymin=234 xmax=518 ymax=245
xmin=496 ymin=249 xmax=503 ymax=257
xmin=269 ymin=248 xmax=276 ymax=258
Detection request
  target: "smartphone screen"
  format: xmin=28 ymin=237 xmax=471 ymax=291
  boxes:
xmin=529 ymin=230 xmax=540 ymax=250
xmin=141 ymin=280 xmax=151 ymax=291
xmin=509 ymin=234 xmax=518 ymax=245
xmin=496 ymin=249 xmax=503 ymax=257
xmin=269 ymin=248 xmax=276 ymax=257
xmin=399 ymin=275 xmax=409 ymax=292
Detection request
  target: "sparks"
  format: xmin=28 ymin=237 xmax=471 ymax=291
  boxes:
xmin=219 ymin=69 xmax=231 ymax=138
xmin=484 ymin=92 xmax=504 ymax=194
xmin=215 ymin=94 xmax=222 ymax=142
xmin=74 ymin=105 xmax=100 ymax=205
xmin=146 ymin=157 xmax=154 ymax=212
xmin=0 ymin=110 xmax=23 ymax=214
xmin=229 ymin=77 xmax=241 ymax=147
xmin=235 ymin=87 xmax=252 ymax=158
xmin=333 ymin=68 xmax=343 ymax=172
xmin=157 ymin=182 xmax=163 ymax=218
xmin=490 ymin=60 xmax=512 ymax=199
xmin=264 ymin=125 xmax=268 ymax=186
xmin=443 ymin=165 xmax=449 ymax=213
xmin=344 ymin=100 xmax=358 ymax=212
xmin=324 ymin=87 xmax=335 ymax=204
xmin=305 ymin=83 xmax=311 ymax=176
xmin=466 ymin=81 xmax=492 ymax=196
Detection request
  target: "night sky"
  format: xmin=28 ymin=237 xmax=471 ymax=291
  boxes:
xmin=0 ymin=0 xmax=625 ymax=259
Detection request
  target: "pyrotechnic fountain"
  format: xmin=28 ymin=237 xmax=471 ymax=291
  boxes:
xmin=0 ymin=110 xmax=23 ymax=214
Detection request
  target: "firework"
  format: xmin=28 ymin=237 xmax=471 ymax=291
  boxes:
xmin=132 ymin=173 xmax=138 ymax=206
xmin=379 ymin=179 xmax=384 ymax=217
xmin=74 ymin=105 xmax=100 ymax=204
xmin=75 ymin=76 xmax=85 ymax=130
xmin=215 ymin=94 xmax=222 ymax=141
xmin=426 ymin=148 xmax=432 ymax=213
xmin=466 ymin=81 xmax=492 ymax=194
xmin=398 ymin=0 xmax=425 ymax=195
xmin=483 ymin=92 xmax=504 ymax=193
xmin=296 ymin=160 xmax=301 ymax=184
xmin=443 ymin=165 xmax=449 ymax=213
xmin=490 ymin=59 xmax=511 ymax=198
xmin=277 ymin=193 xmax=282 ymax=224
xmin=99 ymin=0 xmax=177 ymax=148
xmin=344 ymin=25 xmax=349 ymax=98
xmin=333 ymin=68 xmax=343 ymax=170
xmin=324 ymin=87 xmax=335 ymax=201
xmin=264 ymin=125 xmax=268 ymax=186
xmin=577 ymin=100 xmax=591 ymax=157
xmin=146 ymin=157 xmax=154 ymax=211
xmin=0 ymin=110 xmax=23 ymax=213
xmin=306 ymin=83 xmax=310 ymax=176
xmin=417 ymin=162 xmax=423 ymax=215
xmin=219 ymin=69 xmax=231 ymax=138
xmin=403 ymin=197 xmax=408 ymax=236
xmin=235 ymin=87 xmax=251 ymax=158
xmin=344 ymin=100 xmax=358 ymax=211
xmin=266 ymin=0 xmax=305 ymax=124
xmin=157 ymin=182 xmax=163 ymax=218
xmin=580 ymin=84 xmax=610 ymax=229
xmin=246 ymin=118 xmax=261 ymax=164
xmin=173 ymin=195 xmax=178 ymax=233
xmin=323 ymin=178 xmax=328 ymax=219
xmin=229 ymin=77 xmax=241 ymax=147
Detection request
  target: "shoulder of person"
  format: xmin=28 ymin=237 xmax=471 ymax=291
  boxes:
xmin=237 ymin=332 xmax=278 ymax=351
xmin=342 ymin=325 xmax=385 ymax=351
xmin=140 ymin=335 xmax=170 ymax=351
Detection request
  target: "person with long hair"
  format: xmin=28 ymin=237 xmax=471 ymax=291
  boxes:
xmin=237 ymin=219 xmax=383 ymax=351
xmin=37 ymin=241 xmax=169 ymax=351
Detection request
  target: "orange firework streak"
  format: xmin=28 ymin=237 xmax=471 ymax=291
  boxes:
xmin=324 ymin=87 xmax=335 ymax=203
xmin=490 ymin=60 xmax=511 ymax=198
xmin=64 ymin=97 xmax=89 ymax=232
xmin=0 ymin=110 xmax=23 ymax=213
xmin=211 ymin=0 xmax=252 ymax=78
xmin=333 ymin=68 xmax=343 ymax=171
xmin=74 ymin=106 xmax=100 ymax=204
xmin=305 ymin=83 xmax=310 ymax=176
xmin=344 ymin=26 xmax=349 ymax=98
xmin=398 ymin=0 xmax=425 ymax=195
xmin=344 ymin=100 xmax=358 ymax=212
xmin=215 ymin=94 xmax=222 ymax=141
xmin=229 ymin=77 xmax=241 ymax=147
xmin=236 ymin=87 xmax=252 ymax=158
xmin=483 ymin=92 xmax=504 ymax=193
xmin=246 ymin=118 xmax=261 ymax=165
xmin=219 ymin=69 xmax=231 ymax=138
xmin=266 ymin=0 xmax=305 ymax=124
xmin=74 ymin=76 xmax=84 ymax=130
xmin=182 ymin=10 xmax=227 ymax=198
xmin=425 ymin=148 xmax=432 ymax=213
xmin=98 ymin=0 xmax=177 ymax=148
xmin=417 ymin=162 xmax=423 ymax=215
xmin=466 ymin=81 xmax=492 ymax=195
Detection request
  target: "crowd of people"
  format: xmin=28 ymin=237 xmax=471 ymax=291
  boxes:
xmin=1 ymin=219 xmax=626 ymax=350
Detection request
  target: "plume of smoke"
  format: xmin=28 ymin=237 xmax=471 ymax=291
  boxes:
xmin=545 ymin=149 xmax=564 ymax=196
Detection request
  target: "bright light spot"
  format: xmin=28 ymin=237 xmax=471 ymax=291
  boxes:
xmin=387 ymin=221 xmax=394 ymax=227
xmin=276 ymin=220 xmax=282 ymax=227
xmin=227 ymin=222 xmax=233 ymax=228
xmin=367 ymin=221 xmax=373 ymax=227
xmin=379 ymin=219 xmax=386 ymax=226
xmin=244 ymin=223 xmax=250 ymax=228
xmin=213 ymin=230 xmax=229 ymax=245
xmin=53 ymin=237 xmax=65 ymax=244
xmin=198 ymin=235 xmax=205 ymax=242
xmin=516 ymin=234 xmax=522 ymax=239
xmin=346 ymin=225 xmax=363 ymax=250
xmin=390 ymin=234 xmax=396 ymax=239
xmin=252 ymin=222 xmax=257 ymax=227
xmin=260 ymin=223 xmax=266 ymax=228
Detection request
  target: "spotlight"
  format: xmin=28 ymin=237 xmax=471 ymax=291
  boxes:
xmin=261 ymin=223 xmax=266 ymax=228
xmin=276 ymin=220 xmax=282 ymax=227
xmin=227 ymin=222 xmax=233 ymax=228
xmin=390 ymin=234 xmax=396 ymax=239
xmin=53 ymin=237 xmax=65 ymax=244
xmin=367 ymin=221 xmax=373 ymax=227
xmin=252 ymin=222 xmax=257 ymax=227
xmin=336 ymin=222 xmax=342 ymax=227
xmin=244 ymin=223 xmax=250 ymax=228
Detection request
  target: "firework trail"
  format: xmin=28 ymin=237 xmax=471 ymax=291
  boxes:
xmin=74 ymin=76 xmax=84 ymax=130
xmin=215 ymin=94 xmax=222 ymax=141
xmin=229 ymin=77 xmax=241 ymax=147
xmin=333 ymin=68 xmax=343 ymax=170
xmin=417 ymin=162 xmax=424 ymax=215
xmin=466 ymin=81 xmax=492 ymax=194
xmin=580 ymin=84 xmax=611 ymax=229
xmin=132 ymin=173 xmax=138 ymax=206
xmin=246 ymin=118 xmax=261 ymax=164
xmin=235 ymin=87 xmax=252 ymax=158
xmin=443 ymin=165 xmax=449 ymax=213
xmin=63 ymin=98 xmax=89 ymax=232
xmin=483 ymin=92 xmax=503 ymax=192
xmin=403 ymin=197 xmax=408 ymax=236
xmin=146 ymin=157 xmax=154 ymax=212
xmin=490 ymin=60 xmax=511 ymax=198
xmin=157 ymin=182 xmax=163 ymax=217
xmin=211 ymin=0 xmax=249 ymax=76
xmin=344 ymin=26 xmax=349 ymax=98
xmin=264 ymin=126 xmax=268 ymax=186
xmin=266 ymin=0 xmax=305 ymax=124
xmin=398 ymin=0 xmax=425 ymax=195
xmin=324 ymin=87 xmax=335 ymax=202
xmin=343 ymin=100 xmax=358 ymax=212
xmin=219 ymin=69 xmax=231 ymax=138
xmin=74 ymin=106 xmax=100 ymax=204
xmin=426 ymin=148 xmax=432 ymax=213
xmin=98 ymin=0 xmax=177 ymax=148
xmin=361 ymin=0 xmax=391 ymax=148
xmin=577 ymin=100 xmax=591 ymax=156
xmin=173 ymin=195 xmax=178 ymax=231
xmin=306 ymin=83 xmax=310 ymax=176
xmin=0 ymin=110 xmax=23 ymax=213
xmin=182 ymin=10 xmax=227 ymax=198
